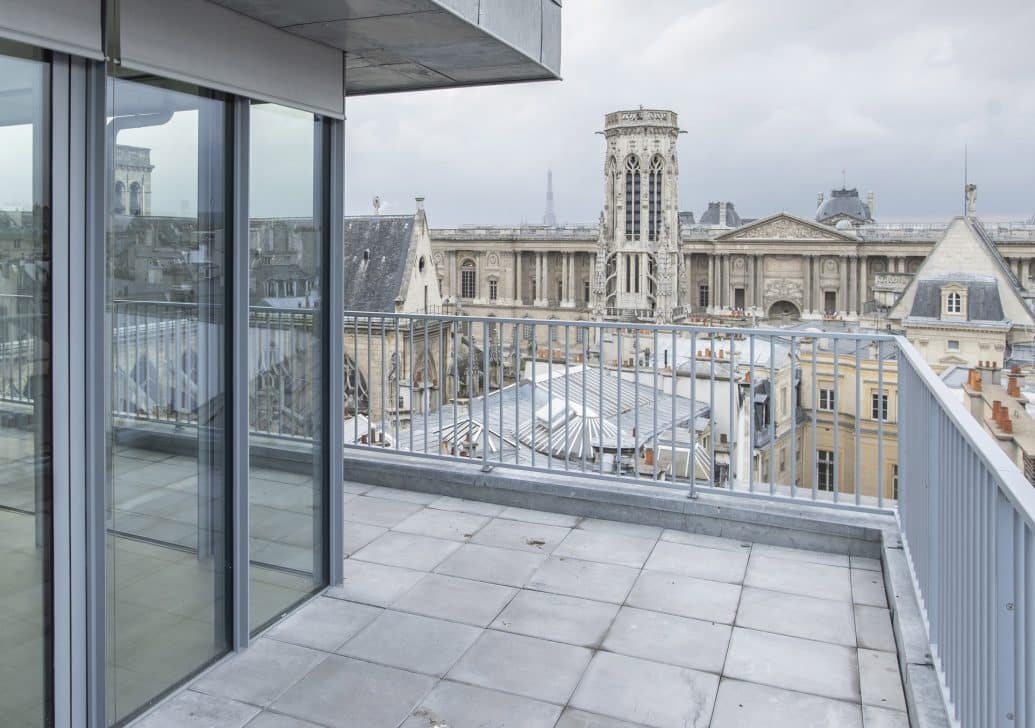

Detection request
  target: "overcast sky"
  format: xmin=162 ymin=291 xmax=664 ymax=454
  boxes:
xmin=345 ymin=0 xmax=1035 ymax=226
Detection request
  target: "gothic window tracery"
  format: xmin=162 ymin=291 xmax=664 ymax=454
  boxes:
xmin=607 ymin=156 xmax=618 ymax=236
xmin=648 ymin=155 xmax=663 ymax=242
xmin=624 ymin=156 xmax=641 ymax=240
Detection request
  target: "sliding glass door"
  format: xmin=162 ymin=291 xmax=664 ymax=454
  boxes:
xmin=104 ymin=72 xmax=231 ymax=723
xmin=0 ymin=42 xmax=52 ymax=728
xmin=247 ymin=102 xmax=325 ymax=631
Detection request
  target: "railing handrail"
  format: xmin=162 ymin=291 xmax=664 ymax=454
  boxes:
xmin=896 ymin=334 xmax=1035 ymax=529
xmin=343 ymin=309 xmax=902 ymax=342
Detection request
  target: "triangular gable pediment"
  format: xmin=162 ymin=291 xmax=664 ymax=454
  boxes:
xmin=717 ymin=213 xmax=854 ymax=242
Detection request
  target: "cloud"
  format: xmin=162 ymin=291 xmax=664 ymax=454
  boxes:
xmin=344 ymin=0 xmax=1035 ymax=225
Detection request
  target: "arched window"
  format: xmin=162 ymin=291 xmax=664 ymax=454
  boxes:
xmin=129 ymin=182 xmax=142 ymax=216
xmin=946 ymin=291 xmax=962 ymax=314
xmin=114 ymin=181 xmax=126 ymax=214
xmin=460 ymin=259 xmax=477 ymax=299
xmin=648 ymin=155 xmax=663 ymax=242
xmin=624 ymin=156 xmax=641 ymax=239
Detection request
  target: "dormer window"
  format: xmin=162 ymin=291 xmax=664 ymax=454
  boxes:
xmin=940 ymin=284 xmax=967 ymax=321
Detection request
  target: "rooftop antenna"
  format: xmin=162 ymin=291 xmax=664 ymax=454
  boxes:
xmin=542 ymin=169 xmax=557 ymax=227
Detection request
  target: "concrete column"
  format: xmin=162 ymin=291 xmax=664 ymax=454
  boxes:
xmin=707 ymin=255 xmax=715 ymax=308
xmin=848 ymin=255 xmax=858 ymax=315
xmin=686 ymin=253 xmax=694 ymax=309
xmin=746 ymin=255 xmax=754 ymax=312
xmin=723 ymin=254 xmax=731 ymax=308
xmin=839 ymin=255 xmax=848 ymax=313
xmin=859 ymin=256 xmax=868 ymax=310
xmin=813 ymin=255 xmax=821 ymax=312
xmin=756 ymin=254 xmax=764 ymax=308
xmin=802 ymin=255 xmax=811 ymax=315
xmin=561 ymin=253 xmax=569 ymax=303
xmin=515 ymin=251 xmax=522 ymax=304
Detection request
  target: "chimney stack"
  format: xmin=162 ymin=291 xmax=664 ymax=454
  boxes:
xmin=415 ymin=197 xmax=425 ymax=214
xmin=866 ymin=191 xmax=875 ymax=220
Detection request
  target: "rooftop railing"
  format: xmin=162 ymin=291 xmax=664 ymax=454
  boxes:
xmin=898 ymin=340 xmax=1035 ymax=726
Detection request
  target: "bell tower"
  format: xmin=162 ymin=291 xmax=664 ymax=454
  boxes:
xmin=593 ymin=108 xmax=681 ymax=322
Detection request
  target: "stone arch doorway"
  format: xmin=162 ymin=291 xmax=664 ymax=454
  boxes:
xmin=767 ymin=300 xmax=801 ymax=321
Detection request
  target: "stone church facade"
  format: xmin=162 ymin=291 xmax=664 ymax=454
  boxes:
xmin=430 ymin=108 xmax=1035 ymax=332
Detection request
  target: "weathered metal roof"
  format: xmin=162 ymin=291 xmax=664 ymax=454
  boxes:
xmin=816 ymin=188 xmax=872 ymax=223
xmin=908 ymin=275 xmax=1006 ymax=323
xmin=344 ymin=215 xmax=414 ymax=313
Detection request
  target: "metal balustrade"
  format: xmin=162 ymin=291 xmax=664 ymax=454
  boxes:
xmin=898 ymin=341 xmax=1035 ymax=727
xmin=343 ymin=310 xmax=901 ymax=510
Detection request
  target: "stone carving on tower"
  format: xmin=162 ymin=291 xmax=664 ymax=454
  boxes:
xmin=594 ymin=108 xmax=682 ymax=322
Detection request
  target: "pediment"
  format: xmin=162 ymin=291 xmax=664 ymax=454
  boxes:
xmin=718 ymin=213 xmax=853 ymax=242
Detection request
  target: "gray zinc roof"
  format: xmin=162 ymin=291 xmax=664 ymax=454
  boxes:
xmin=344 ymin=215 xmax=414 ymax=313
xmin=816 ymin=188 xmax=872 ymax=223
xmin=908 ymin=275 xmax=1006 ymax=322
xmin=699 ymin=202 xmax=742 ymax=227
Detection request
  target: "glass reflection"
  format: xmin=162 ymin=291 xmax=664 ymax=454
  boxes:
xmin=104 ymin=73 xmax=230 ymax=724
xmin=248 ymin=102 xmax=324 ymax=631
xmin=0 ymin=45 xmax=51 ymax=728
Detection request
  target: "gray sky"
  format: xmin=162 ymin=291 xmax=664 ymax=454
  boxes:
xmin=345 ymin=0 xmax=1035 ymax=226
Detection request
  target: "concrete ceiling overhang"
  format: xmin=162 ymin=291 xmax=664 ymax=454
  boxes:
xmin=209 ymin=0 xmax=562 ymax=95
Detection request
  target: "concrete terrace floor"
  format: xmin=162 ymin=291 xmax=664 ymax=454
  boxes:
xmin=133 ymin=483 xmax=910 ymax=728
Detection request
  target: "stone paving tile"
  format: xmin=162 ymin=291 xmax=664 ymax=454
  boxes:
xmin=577 ymin=518 xmax=662 ymax=540
xmin=851 ymin=556 xmax=882 ymax=572
xmin=327 ymin=560 xmax=425 ymax=607
xmin=658 ymin=529 xmax=751 ymax=552
xmin=491 ymin=589 xmax=619 ymax=648
xmin=342 ymin=496 xmax=424 ymax=528
xmin=340 ymin=482 xmax=370 ymax=495
xmin=602 ymin=606 xmax=731 ymax=674
xmin=435 ymin=542 xmax=546 ymax=587
xmin=852 ymin=568 xmax=889 ymax=607
xmin=570 ymin=651 xmax=718 ymax=728
xmin=854 ymin=605 xmax=897 ymax=652
xmin=391 ymin=573 xmax=517 ymax=627
xmin=552 ymin=529 xmax=658 ymax=569
xmin=751 ymin=542 xmax=851 ymax=568
xmin=265 ymin=597 xmax=381 ymax=652
xmin=710 ymin=678 xmax=863 ymax=728
xmin=735 ymin=587 xmax=856 ymax=647
xmin=863 ymin=705 xmax=911 ymax=728
xmin=858 ymin=648 xmax=907 ymax=712
xmin=498 ymin=506 xmax=582 ymax=527
xmin=362 ymin=486 xmax=439 ymax=504
xmin=244 ymin=712 xmax=323 ymax=728
xmin=625 ymin=570 xmax=741 ymax=624
xmin=644 ymin=540 xmax=749 ymax=584
xmin=269 ymin=655 xmax=435 ymax=728
xmin=426 ymin=495 xmax=507 ymax=517
xmin=744 ymin=554 xmax=852 ymax=602
xmin=724 ymin=627 xmax=861 ymax=703
xmin=191 ymin=639 xmax=324 ymax=707
xmin=527 ymin=556 xmax=640 ymax=604
xmin=134 ymin=690 xmax=260 ymax=728
xmin=470 ymin=517 xmax=572 ymax=554
xmin=391 ymin=508 xmax=492 ymax=542
xmin=350 ymin=531 xmax=461 ymax=571
xmin=554 ymin=709 xmax=643 ymax=728
xmin=342 ymin=522 xmax=387 ymax=556
xmin=448 ymin=630 xmax=592 ymax=704
xmin=338 ymin=610 xmax=481 ymax=677
xmin=399 ymin=680 xmax=562 ymax=728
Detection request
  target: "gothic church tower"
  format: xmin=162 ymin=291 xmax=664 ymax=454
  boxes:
xmin=593 ymin=109 xmax=681 ymax=322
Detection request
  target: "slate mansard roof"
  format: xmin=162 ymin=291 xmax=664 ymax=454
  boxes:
xmin=907 ymin=274 xmax=1007 ymax=324
xmin=816 ymin=188 xmax=872 ymax=223
xmin=699 ymin=202 xmax=742 ymax=227
xmin=344 ymin=215 xmax=415 ymax=313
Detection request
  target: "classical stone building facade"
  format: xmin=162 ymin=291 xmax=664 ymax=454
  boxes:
xmin=430 ymin=108 xmax=1035 ymax=339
